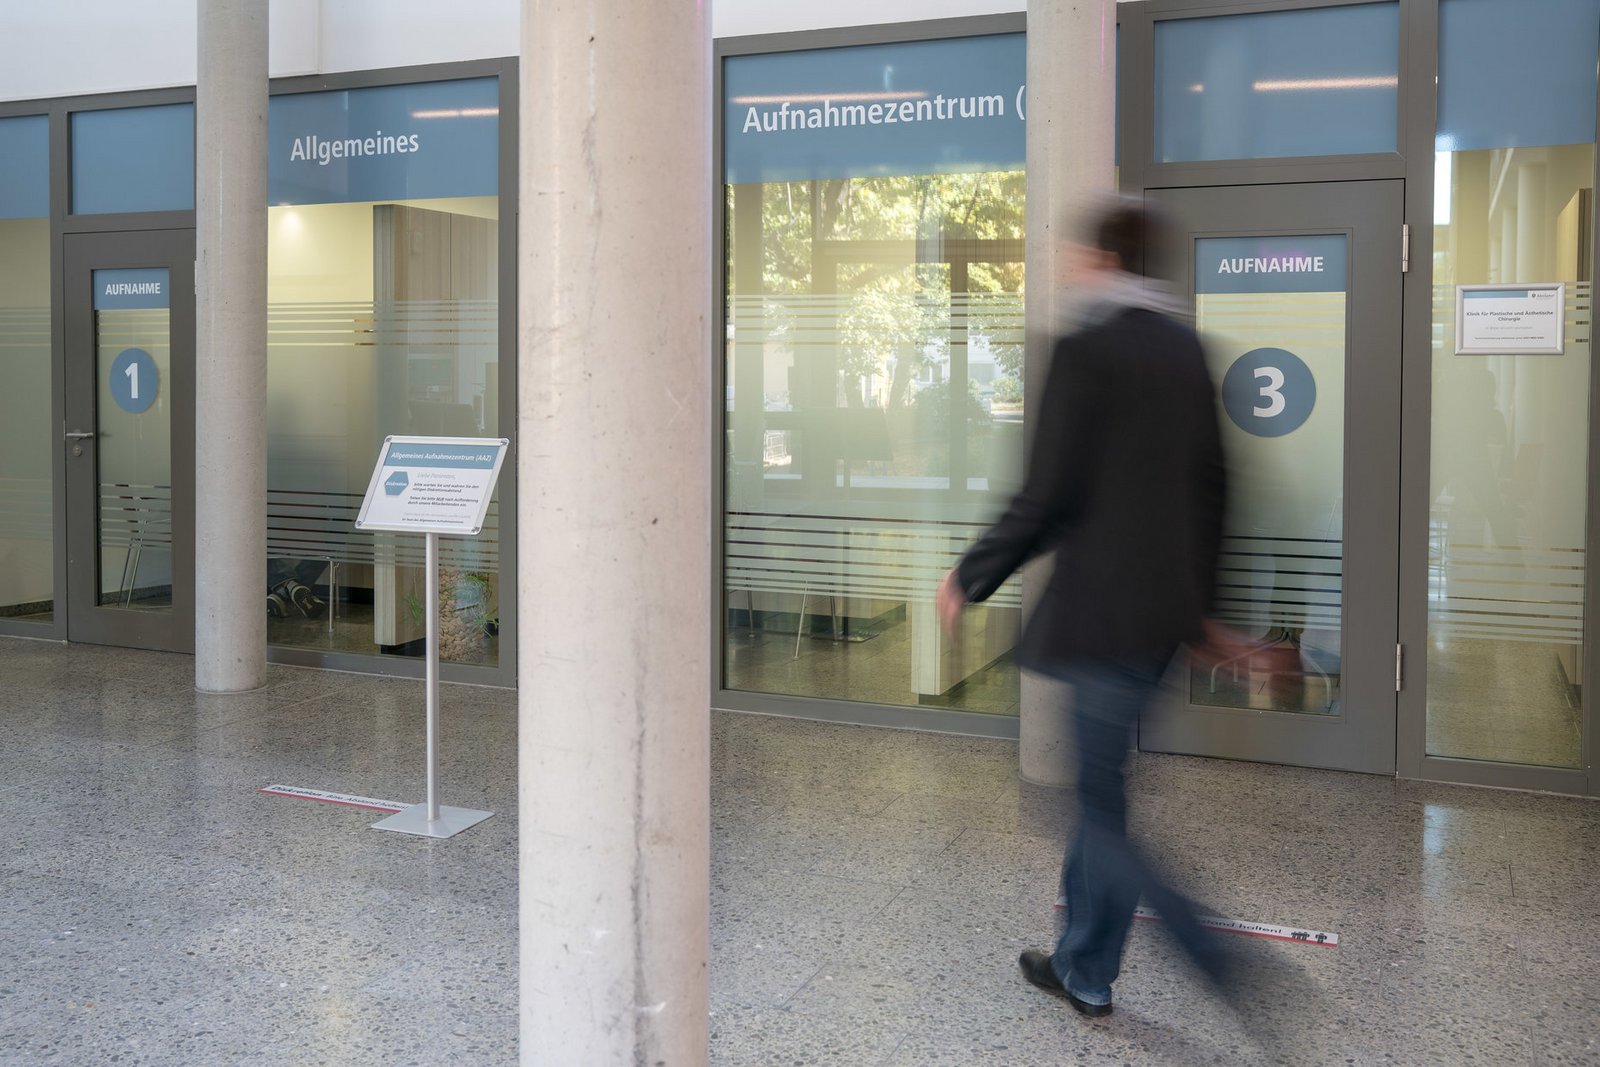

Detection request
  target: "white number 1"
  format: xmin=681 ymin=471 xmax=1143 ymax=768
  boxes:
xmin=1253 ymin=366 xmax=1285 ymax=418
xmin=125 ymin=361 xmax=139 ymax=400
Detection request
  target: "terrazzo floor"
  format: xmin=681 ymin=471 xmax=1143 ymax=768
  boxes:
xmin=2 ymin=637 xmax=1598 ymax=1065
xmin=1426 ymin=637 xmax=1584 ymax=769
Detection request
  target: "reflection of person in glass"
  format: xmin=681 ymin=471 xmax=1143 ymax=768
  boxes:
xmin=937 ymin=199 xmax=1233 ymax=1017
xmin=266 ymin=559 xmax=327 ymax=619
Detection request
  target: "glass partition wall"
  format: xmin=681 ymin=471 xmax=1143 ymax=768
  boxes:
xmin=1424 ymin=0 xmax=1598 ymax=771
xmin=265 ymin=77 xmax=503 ymax=670
xmin=724 ymin=175 xmax=1025 ymax=713
xmin=0 ymin=115 xmax=52 ymax=625
xmin=720 ymin=32 xmax=1028 ymax=719
xmin=0 ymin=213 xmax=52 ymax=622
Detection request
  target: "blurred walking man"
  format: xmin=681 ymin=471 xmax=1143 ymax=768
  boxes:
xmin=937 ymin=199 xmax=1230 ymax=1018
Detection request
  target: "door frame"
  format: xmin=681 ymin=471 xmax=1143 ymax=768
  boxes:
xmin=1392 ymin=1 xmax=1597 ymax=795
xmin=1122 ymin=0 xmax=1597 ymax=795
xmin=62 ymin=228 xmax=196 ymax=652
xmin=0 ymin=87 xmax=197 ymax=646
xmin=1141 ymin=180 xmax=1404 ymax=774
xmin=710 ymin=13 xmax=1030 ymax=739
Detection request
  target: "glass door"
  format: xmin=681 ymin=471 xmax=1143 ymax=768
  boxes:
xmin=1141 ymin=181 xmax=1403 ymax=774
xmin=63 ymin=230 xmax=194 ymax=652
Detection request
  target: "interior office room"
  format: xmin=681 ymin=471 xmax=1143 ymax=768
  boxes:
xmin=1 ymin=0 xmax=1597 ymax=1063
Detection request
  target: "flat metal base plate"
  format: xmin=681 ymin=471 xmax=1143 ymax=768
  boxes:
xmin=371 ymin=803 xmax=494 ymax=839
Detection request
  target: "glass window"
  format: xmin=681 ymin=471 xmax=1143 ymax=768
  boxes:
xmin=265 ymin=79 xmax=502 ymax=667
xmin=1153 ymin=3 xmax=1399 ymax=164
xmin=1190 ymin=236 xmax=1349 ymax=715
xmin=1437 ymin=0 xmax=1599 ymax=153
xmin=1427 ymin=0 xmax=1600 ymax=769
xmin=94 ymin=270 xmax=173 ymax=611
xmin=0 ymin=115 xmax=53 ymax=622
xmin=72 ymin=104 xmax=195 ymax=215
xmin=723 ymin=36 xmax=1026 ymax=715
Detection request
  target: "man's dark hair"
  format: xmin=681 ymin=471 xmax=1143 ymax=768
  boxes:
xmin=1091 ymin=198 xmax=1172 ymax=279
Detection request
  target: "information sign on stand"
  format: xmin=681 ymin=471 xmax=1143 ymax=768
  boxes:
xmin=355 ymin=435 xmax=509 ymax=839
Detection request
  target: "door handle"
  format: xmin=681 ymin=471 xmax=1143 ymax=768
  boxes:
xmin=64 ymin=431 xmax=96 ymax=440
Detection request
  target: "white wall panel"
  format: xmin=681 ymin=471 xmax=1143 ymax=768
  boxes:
xmin=0 ymin=0 xmax=1132 ymax=103
xmin=270 ymin=0 xmax=323 ymax=78
xmin=316 ymin=0 xmax=516 ymax=74
xmin=713 ymin=0 xmax=1024 ymax=39
xmin=0 ymin=0 xmax=197 ymax=101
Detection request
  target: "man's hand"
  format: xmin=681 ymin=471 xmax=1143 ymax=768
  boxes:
xmin=936 ymin=567 xmax=967 ymax=639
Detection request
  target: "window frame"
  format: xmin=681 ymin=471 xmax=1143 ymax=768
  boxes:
xmin=712 ymin=15 xmax=1028 ymax=738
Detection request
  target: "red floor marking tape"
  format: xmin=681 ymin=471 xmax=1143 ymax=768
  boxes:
xmin=259 ymin=784 xmax=408 ymax=813
xmin=1053 ymin=897 xmax=1340 ymax=948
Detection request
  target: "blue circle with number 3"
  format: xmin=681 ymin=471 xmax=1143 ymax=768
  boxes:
xmin=1221 ymin=348 xmax=1315 ymax=437
xmin=109 ymin=348 xmax=159 ymax=414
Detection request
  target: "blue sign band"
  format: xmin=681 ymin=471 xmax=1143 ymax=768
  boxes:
xmin=94 ymin=268 xmax=170 ymax=310
xmin=724 ymin=33 xmax=1026 ymax=184
xmin=382 ymin=442 xmax=499 ymax=469
xmin=73 ymin=104 xmax=196 ymax=216
xmin=0 ymin=115 xmax=48 ymax=220
xmin=269 ymin=78 xmax=498 ymax=205
xmin=1196 ymin=235 xmax=1348 ymax=295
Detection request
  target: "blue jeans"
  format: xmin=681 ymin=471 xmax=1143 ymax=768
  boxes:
xmin=1049 ymin=650 xmax=1226 ymax=1005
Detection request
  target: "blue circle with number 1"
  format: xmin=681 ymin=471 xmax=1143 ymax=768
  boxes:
xmin=1221 ymin=347 xmax=1316 ymax=437
xmin=109 ymin=348 xmax=159 ymax=414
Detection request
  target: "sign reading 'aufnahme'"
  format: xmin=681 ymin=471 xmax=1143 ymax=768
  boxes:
xmin=1195 ymin=235 xmax=1349 ymax=296
xmin=355 ymin=436 xmax=509 ymax=536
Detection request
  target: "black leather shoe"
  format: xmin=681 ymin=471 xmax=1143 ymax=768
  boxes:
xmin=1018 ymin=950 xmax=1113 ymax=1017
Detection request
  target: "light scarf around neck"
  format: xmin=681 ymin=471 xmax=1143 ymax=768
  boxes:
xmin=1066 ymin=270 xmax=1191 ymax=331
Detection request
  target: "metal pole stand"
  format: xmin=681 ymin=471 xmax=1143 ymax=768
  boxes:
xmin=373 ymin=531 xmax=494 ymax=839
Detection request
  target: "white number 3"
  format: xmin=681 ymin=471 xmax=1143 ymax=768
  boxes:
xmin=1253 ymin=366 xmax=1285 ymax=418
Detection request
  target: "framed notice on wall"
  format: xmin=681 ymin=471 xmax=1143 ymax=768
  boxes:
xmin=1455 ymin=283 xmax=1565 ymax=355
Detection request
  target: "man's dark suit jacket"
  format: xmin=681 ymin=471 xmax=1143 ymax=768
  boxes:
xmin=956 ymin=305 xmax=1225 ymax=668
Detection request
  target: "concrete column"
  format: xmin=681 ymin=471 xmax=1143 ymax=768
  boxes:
xmin=1019 ymin=0 xmax=1117 ymax=786
xmin=194 ymin=0 xmax=268 ymax=694
xmin=517 ymin=2 xmax=711 ymax=1064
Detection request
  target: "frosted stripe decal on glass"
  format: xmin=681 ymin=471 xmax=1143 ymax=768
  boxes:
xmin=266 ymin=300 xmax=501 ymax=573
xmin=726 ymin=287 xmax=1025 ymax=598
xmin=726 ymin=512 xmax=1022 ymax=609
xmin=1428 ymin=283 xmax=1590 ymax=644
